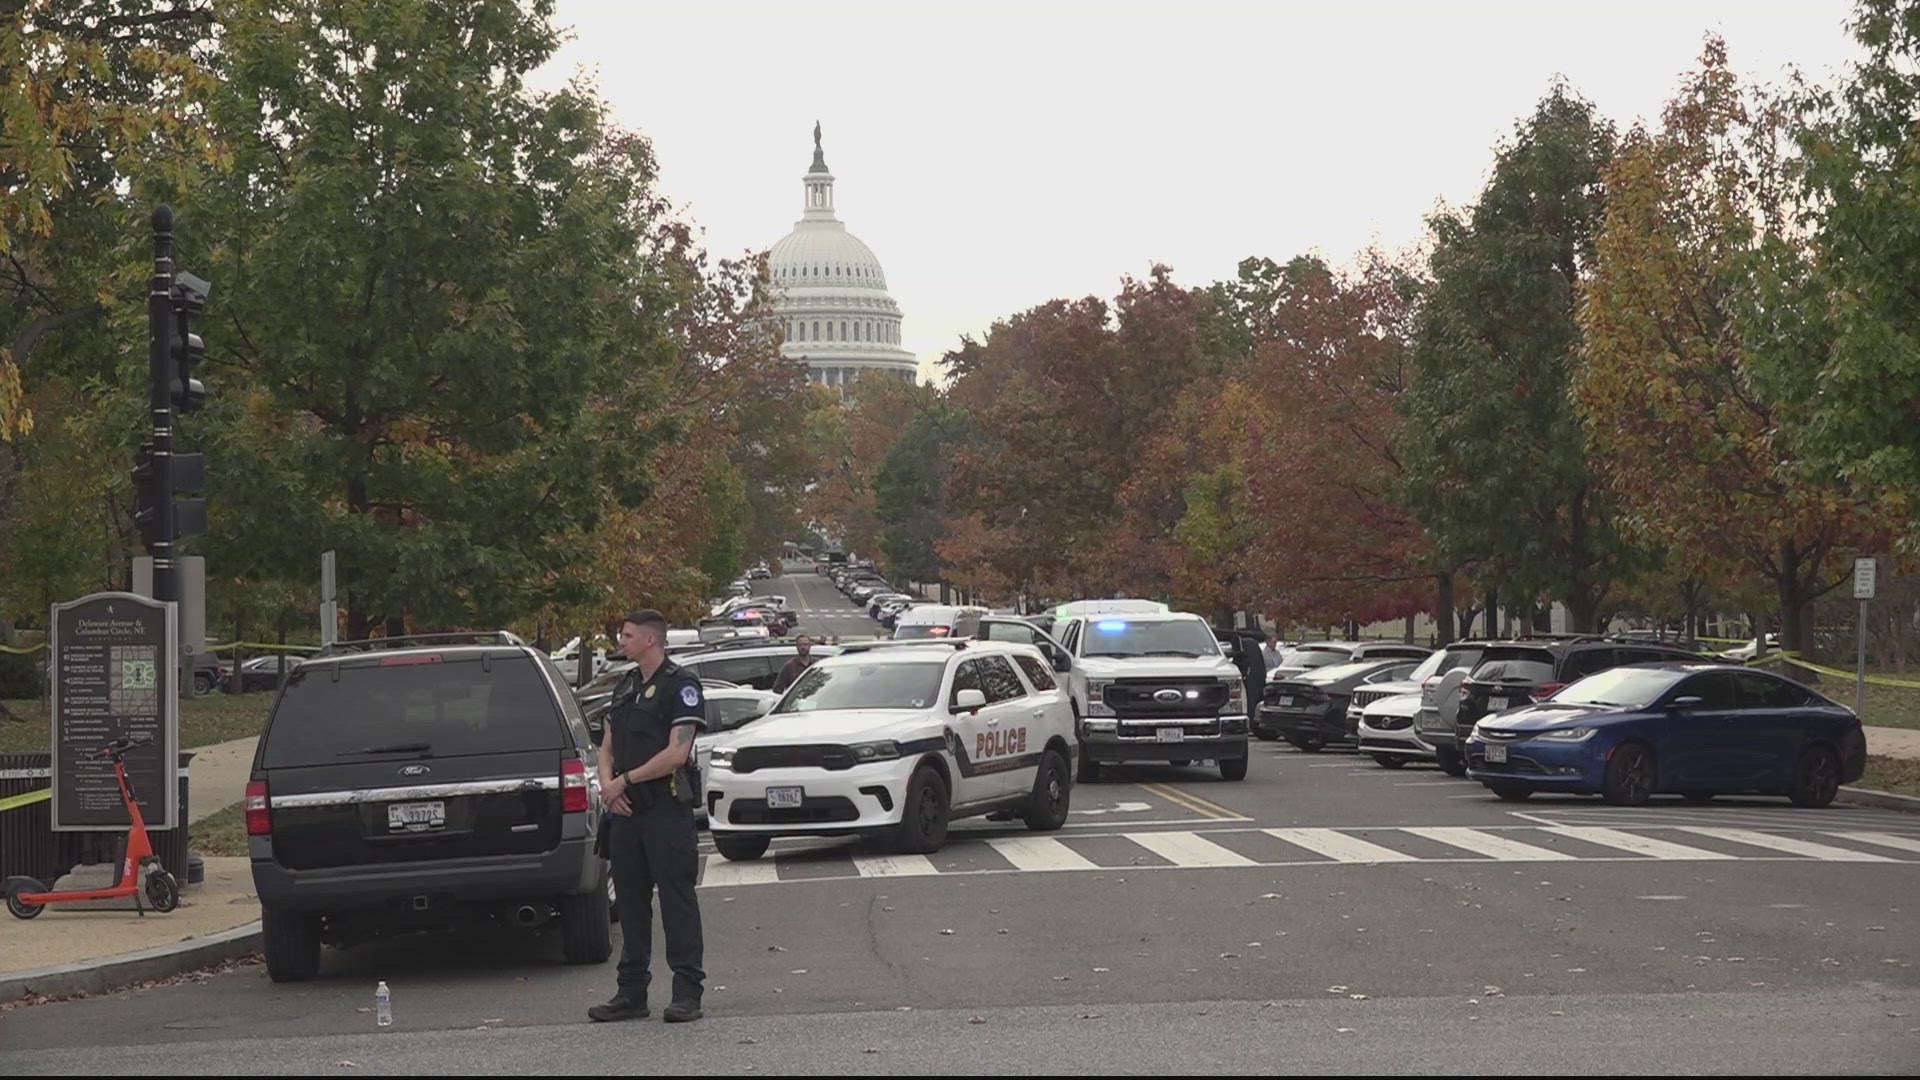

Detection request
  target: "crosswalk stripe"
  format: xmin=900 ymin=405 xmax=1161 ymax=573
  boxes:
xmin=988 ymin=836 xmax=1099 ymax=872
xmin=852 ymin=853 xmax=940 ymax=877
xmin=1402 ymin=826 xmax=1576 ymax=861
xmin=1263 ymin=827 xmax=1416 ymax=863
xmin=1539 ymin=826 xmax=1735 ymax=861
xmin=1828 ymin=831 xmax=1920 ymax=855
xmin=1127 ymin=830 xmax=1257 ymax=867
xmin=1674 ymin=826 xmax=1896 ymax=862
xmin=699 ymin=855 xmax=781 ymax=888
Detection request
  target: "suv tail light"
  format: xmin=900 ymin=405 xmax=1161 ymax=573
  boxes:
xmin=1533 ymin=682 xmax=1566 ymax=700
xmin=245 ymin=779 xmax=272 ymax=836
xmin=561 ymin=757 xmax=590 ymax=813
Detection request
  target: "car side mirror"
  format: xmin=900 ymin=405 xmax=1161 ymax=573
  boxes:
xmin=1667 ymin=695 xmax=1704 ymax=709
xmin=953 ymin=688 xmax=987 ymax=712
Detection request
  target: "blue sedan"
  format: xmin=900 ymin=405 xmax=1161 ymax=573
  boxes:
xmin=1464 ymin=663 xmax=1866 ymax=807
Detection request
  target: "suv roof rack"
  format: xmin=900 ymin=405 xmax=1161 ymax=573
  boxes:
xmin=836 ymin=639 xmax=971 ymax=654
xmin=314 ymin=631 xmax=527 ymax=658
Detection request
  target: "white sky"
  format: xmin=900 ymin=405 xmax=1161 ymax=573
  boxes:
xmin=533 ymin=1 xmax=1865 ymax=377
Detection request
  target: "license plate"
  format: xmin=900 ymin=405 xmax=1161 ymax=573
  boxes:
xmin=1277 ymin=696 xmax=1295 ymax=707
xmin=766 ymin=786 xmax=804 ymax=809
xmin=387 ymin=800 xmax=445 ymax=832
xmin=1485 ymin=744 xmax=1508 ymax=764
xmin=1156 ymin=727 xmax=1184 ymax=743
xmin=1487 ymin=696 xmax=1509 ymax=711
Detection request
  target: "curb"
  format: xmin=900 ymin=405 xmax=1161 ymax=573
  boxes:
xmin=0 ymin=920 xmax=261 ymax=1002
xmin=1835 ymin=785 xmax=1920 ymax=814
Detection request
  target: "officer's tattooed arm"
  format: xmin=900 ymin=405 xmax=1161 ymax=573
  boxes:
xmin=628 ymin=721 xmax=698 ymax=783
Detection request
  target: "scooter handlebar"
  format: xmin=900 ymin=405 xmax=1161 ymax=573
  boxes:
xmin=88 ymin=733 xmax=154 ymax=760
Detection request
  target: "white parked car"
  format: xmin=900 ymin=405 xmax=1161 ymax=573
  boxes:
xmin=704 ymin=640 xmax=1079 ymax=860
xmin=1356 ymin=691 xmax=1432 ymax=768
xmin=693 ymin=687 xmax=783 ymax=822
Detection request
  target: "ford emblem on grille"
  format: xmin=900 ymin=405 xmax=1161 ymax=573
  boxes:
xmin=1153 ymin=688 xmax=1183 ymax=703
xmin=399 ymin=764 xmax=430 ymax=777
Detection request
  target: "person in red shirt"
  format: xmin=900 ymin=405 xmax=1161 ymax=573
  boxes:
xmin=773 ymin=635 xmax=818 ymax=692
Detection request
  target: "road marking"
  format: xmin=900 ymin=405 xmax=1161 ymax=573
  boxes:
xmin=1394 ymin=782 xmax=1463 ymax=787
xmin=1674 ymin=827 xmax=1896 ymax=862
xmin=1072 ymin=800 xmax=1154 ymax=816
xmin=699 ymin=856 xmax=781 ymax=888
xmin=1540 ymin=826 xmax=1735 ymax=861
xmin=1264 ymin=827 xmax=1416 ymax=863
xmin=1401 ymin=826 xmax=1576 ymax=861
xmin=852 ymin=853 xmax=941 ymax=877
xmin=1128 ymin=830 xmax=1258 ymax=867
xmin=1140 ymin=783 xmax=1241 ymax=821
xmin=1829 ymin=831 xmax=1920 ymax=855
xmin=1135 ymin=782 xmax=1222 ymax=819
xmin=988 ymin=836 xmax=1099 ymax=872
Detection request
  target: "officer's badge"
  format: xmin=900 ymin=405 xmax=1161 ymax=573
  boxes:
xmin=681 ymin=685 xmax=701 ymax=707
xmin=644 ymin=685 xmax=657 ymax=699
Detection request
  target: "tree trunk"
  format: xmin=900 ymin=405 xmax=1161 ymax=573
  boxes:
xmin=1435 ymin=573 xmax=1456 ymax=646
xmin=384 ymin=614 xmax=407 ymax=638
xmin=228 ymin=615 xmax=243 ymax=695
xmin=1484 ymin=588 xmax=1500 ymax=639
xmin=1404 ymin=613 xmax=1416 ymax=644
xmin=1565 ymin=589 xmax=1600 ymax=635
xmin=347 ymin=590 xmax=369 ymax=640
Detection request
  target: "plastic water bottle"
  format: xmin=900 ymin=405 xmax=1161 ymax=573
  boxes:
xmin=375 ymin=981 xmax=392 ymax=1027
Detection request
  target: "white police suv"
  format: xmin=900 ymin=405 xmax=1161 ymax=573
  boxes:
xmin=703 ymin=640 xmax=1078 ymax=860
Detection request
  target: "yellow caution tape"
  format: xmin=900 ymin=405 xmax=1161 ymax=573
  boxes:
xmin=1747 ymin=651 xmax=1920 ymax=689
xmin=0 ymin=787 xmax=50 ymax=813
xmin=0 ymin=642 xmax=46 ymax=655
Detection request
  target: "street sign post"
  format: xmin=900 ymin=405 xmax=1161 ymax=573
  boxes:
xmin=1853 ymin=557 xmax=1876 ymax=718
xmin=320 ymin=550 xmax=338 ymax=646
xmin=49 ymin=592 xmax=179 ymax=831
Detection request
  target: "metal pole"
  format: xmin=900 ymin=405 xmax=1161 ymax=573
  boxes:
xmin=148 ymin=206 xmax=177 ymax=606
xmin=1857 ymin=598 xmax=1867 ymax=718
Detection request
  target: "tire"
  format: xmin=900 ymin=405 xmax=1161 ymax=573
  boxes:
xmin=1487 ymin=783 xmax=1534 ymax=802
xmin=560 ymin=885 xmax=613 ymax=965
xmin=1682 ymin=792 xmax=1715 ymax=804
xmin=893 ymin=766 xmax=950 ymax=854
xmin=1435 ymin=747 xmax=1468 ymax=777
xmin=1076 ymin=753 xmax=1101 ymax=784
xmin=1602 ymin=742 xmax=1657 ymax=806
xmin=1371 ymin=754 xmax=1407 ymax=770
xmin=1021 ymin=750 xmax=1071 ymax=832
xmin=261 ymin=904 xmax=323 ymax=982
xmin=145 ymin=870 xmax=180 ymax=913
xmin=193 ymin=672 xmax=215 ymax=695
xmin=1788 ymin=745 xmax=1841 ymax=809
xmin=1219 ymin=756 xmax=1248 ymax=781
xmin=6 ymin=877 xmax=47 ymax=920
xmin=713 ymin=833 xmax=771 ymax=861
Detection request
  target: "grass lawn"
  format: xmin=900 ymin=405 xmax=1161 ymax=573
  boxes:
xmin=189 ymin=802 xmax=251 ymax=857
xmin=1850 ymin=680 xmax=1920 ymax=732
xmin=1855 ymin=755 xmax=1920 ymax=798
xmin=0 ymin=691 xmax=272 ymax=754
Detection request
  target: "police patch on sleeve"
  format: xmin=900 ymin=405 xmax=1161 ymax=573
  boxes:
xmin=680 ymin=684 xmax=701 ymax=708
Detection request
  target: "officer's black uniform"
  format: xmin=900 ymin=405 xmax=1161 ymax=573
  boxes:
xmin=603 ymin=658 xmax=706 ymax=1009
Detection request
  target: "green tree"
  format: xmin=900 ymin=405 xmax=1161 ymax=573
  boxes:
xmin=1402 ymin=83 xmax=1639 ymax=632
xmin=873 ymin=392 xmax=970 ymax=584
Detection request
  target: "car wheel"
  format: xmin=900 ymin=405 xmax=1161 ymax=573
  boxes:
xmin=1371 ymin=754 xmax=1407 ymax=770
xmin=1682 ymin=792 xmax=1715 ymax=804
xmin=1021 ymin=750 xmax=1071 ymax=832
xmin=1602 ymin=742 xmax=1657 ymax=806
xmin=1218 ymin=755 xmax=1248 ymax=781
xmin=1075 ymin=754 xmax=1101 ymax=784
xmin=713 ymin=833 xmax=771 ymax=861
xmin=194 ymin=672 xmax=215 ymax=695
xmin=1487 ymin=783 xmax=1534 ymax=802
xmin=560 ymin=884 xmax=613 ymax=965
xmin=1788 ymin=745 xmax=1841 ymax=809
xmin=1435 ymin=747 xmax=1468 ymax=777
xmin=894 ymin=766 xmax=950 ymax=854
xmin=262 ymin=904 xmax=323 ymax=982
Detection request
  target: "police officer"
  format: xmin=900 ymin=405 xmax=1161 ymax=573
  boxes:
xmin=589 ymin=609 xmax=706 ymax=1024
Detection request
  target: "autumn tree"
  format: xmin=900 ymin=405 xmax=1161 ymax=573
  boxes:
xmin=1576 ymin=39 xmax=1884 ymax=655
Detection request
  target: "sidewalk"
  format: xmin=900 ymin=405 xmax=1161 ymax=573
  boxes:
xmin=184 ymin=735 xmax=256 ymax=824
xmin=1865 ymin=725 xmax=1920 ymax=760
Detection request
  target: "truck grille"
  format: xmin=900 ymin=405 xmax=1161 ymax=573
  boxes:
xmin=1105 ymin=678 xmax=1228 ymax=719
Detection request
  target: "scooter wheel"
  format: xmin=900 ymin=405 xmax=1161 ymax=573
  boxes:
xmin=7 ymin=878 xmax=47 ymax=919
xmin=146 ymin=871 xmax=180 ymax=913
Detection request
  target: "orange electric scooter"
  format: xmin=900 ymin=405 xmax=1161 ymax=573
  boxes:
xmin=5 ymin=734 xmax=181 ymax=918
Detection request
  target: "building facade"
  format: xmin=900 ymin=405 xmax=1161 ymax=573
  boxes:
xmin=769 ymin=125 xmax=918 ymax=389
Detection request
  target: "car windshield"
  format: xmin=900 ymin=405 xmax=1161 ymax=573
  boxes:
xmin=774 ymin=661 xmax=946 ymax=712
xmin=1079 ymin=619 xmax=1222 ymax=658
xmin=1552 ymin=667 xmax=1685 ymax=708
xmin=1280 ymin=648 xmax=1350 ymax=669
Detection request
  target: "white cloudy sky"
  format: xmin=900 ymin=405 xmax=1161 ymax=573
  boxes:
xmin=531 ymin=1 xmax=1864 ymax=377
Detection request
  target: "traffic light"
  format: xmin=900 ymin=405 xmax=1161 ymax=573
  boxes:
xmin=170 ymin=272 xmax=211 ymax=413
xmin=133 ymin=440 xmax=165 ymax=549
xmin=132 ymin=440 xmax=207 ymax=549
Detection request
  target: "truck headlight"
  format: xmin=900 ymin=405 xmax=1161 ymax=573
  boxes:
xmin=848 ymin=740 xmax=902 ymax=762
xmin=1086 ymin=680 xmax=1115 ymax=717
xmin=1225 ymin=679 xmax=1246 ymax=714
xmin=707 ymin=747 xmax=736 ymax=769
xmin=1084 ymin=719 xmax=1117 ymax=734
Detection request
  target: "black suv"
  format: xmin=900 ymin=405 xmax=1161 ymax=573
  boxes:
xmin=1441 ymin=638 xmax=1707 ymax=758
xmin=246 ymin=633 xmax=610 ymax=982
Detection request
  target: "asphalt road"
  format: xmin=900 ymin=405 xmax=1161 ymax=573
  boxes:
xmin=4 ymin=571 xmax=1917 ymax=1073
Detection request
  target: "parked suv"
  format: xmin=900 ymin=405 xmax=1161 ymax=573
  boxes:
xmin=1427 ymin=638 xmax=1706 ymax=775
xmin=245 ymin=632 xmax=610 ymax=982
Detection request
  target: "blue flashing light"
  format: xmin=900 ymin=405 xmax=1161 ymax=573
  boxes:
xmin=1095 ymin=620 xmax=1129 ymax=632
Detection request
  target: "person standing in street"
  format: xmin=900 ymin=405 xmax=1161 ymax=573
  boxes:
xmin=589 ymin=609 xmax=706 ymax=1024
xmin=772 ymin=634 xmax=818 ymax=693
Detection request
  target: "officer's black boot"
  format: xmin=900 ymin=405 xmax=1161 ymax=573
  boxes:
xmin=662 ymin=999 xmax=703 ymax=1023
xmin=588 ymin=995 xmax=649 ymax=1022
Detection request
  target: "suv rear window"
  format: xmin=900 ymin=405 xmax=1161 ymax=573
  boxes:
xmin=1472 ymin=646 xmax=1555 ymax=685
xmin=262 ymin=654 xmax=565 ymax=767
